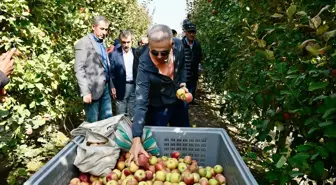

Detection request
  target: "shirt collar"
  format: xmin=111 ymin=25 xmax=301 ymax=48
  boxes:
xmin=92 ymin=33 xmax=103 ymax=43
xmin=184 ymin=37 xmax=194 ymax=47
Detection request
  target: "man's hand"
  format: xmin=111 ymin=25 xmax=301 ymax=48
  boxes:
xmin=128 ymin=137 xmax=149 ymax=166
xmin=111 ymin=88 xmax=117 ymax=100
xmin=83 ymin=94 xmax=92 ymax=104
xmin=0 ymin=48 xmax=16 ymax=76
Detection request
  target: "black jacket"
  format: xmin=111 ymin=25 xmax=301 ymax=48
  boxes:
xmin=132 ymin=39 xmax=186 ymax=137
xmin=182 ymin=37 xmax=202 ymax=81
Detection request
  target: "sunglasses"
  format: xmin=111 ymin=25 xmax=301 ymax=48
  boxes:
xmin=150 ymin=50 xmax=170 ymax=57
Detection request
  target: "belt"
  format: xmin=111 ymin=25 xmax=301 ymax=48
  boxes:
xmin=126 ymin=81 xmax=134 ymax=84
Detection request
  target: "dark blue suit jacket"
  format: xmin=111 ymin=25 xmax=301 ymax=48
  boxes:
xmin=109 ymin=47 xmax=137 ymax=101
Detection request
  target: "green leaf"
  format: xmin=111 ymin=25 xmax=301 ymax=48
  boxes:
xmin=0 ymin=109 xmax=9 ymax=118
xmin=32 ymin=119 xmax=46 ymax=129
xmin=35 ymin=83 xmax=44 ymax=90
xmin=316 ymin=146 xmax=328 ymax=158
xmin=313 ymin=161 xmax=324 ymax=178
xmin=324 ymin=125 xmax=336 ymax=137
xmin=286 ymin=5 xmax=297 ymax=20
xmin=276 ymin=62 xmax=287 ymax=73
xmin=247 ymin=152 xmax=257 ymax=160
xmin=316 ymin=24 xmax=329 ymax=35
xmin=271 ymin=13 xmax=283 ymax=18
xmin=289 ymin=153 xmax=309 ymax=168
xmin=322 ymin=108 xmax=336 ymax=119
xmin=288 ymin=170 xmax=304 ymax=178
xmin=296 ymin=11 xmax=307 ymax=16
xmin=296 ymin=144 xmax=313 ymax=152
xmin=308 ymin=82 xmax=328 ymax=91
xmin=276 ymin=155 xmax=287 ymax=168
xmin=255 ymin=94 xmax=263 ymax=107
xmin=308 ymin=127 xmax=318 ymax=134
xmin=323 ymin=30 xmax=336 ymax=41
xmin=304 ymin=118 xmax=314 ymax=125
xmin=29 ymin=101 xmax=36 ymax=109
xmin=319 ymin=121 xmax=333 ymax=127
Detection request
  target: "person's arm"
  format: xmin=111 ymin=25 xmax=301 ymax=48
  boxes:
xmin=108 ymin=52 xmax=115 ymax=88
xmin=74 ymin=40 xmax=90 ymax=97
xmin=0 ymin=48 xmax=16 ymax=89
xmin=129 ymin=62 xmax=150 ymax=165
xmin=0 ymin=71 xmax=9 ymax=89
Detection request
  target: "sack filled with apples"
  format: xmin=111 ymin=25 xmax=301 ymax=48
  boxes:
xmin=69 ymin=151 xmax=226 ymax=185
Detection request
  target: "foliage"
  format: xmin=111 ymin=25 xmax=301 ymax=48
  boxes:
xmin=188 ymin=0 xmax=336 ymax=184
xmin=0 ymin=0 xmax=151 ymax=184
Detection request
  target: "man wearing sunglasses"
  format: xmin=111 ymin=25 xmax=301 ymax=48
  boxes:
xmin=109 ymin=30 xmax=137 ymax=118
xmin=128 ymin=24 xmax=190 ymax=164
xmin=182 ymin=22 xmax=203 ymax=105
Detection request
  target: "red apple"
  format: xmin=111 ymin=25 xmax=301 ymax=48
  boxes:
xmin=189 ymin=163 xmax=198 ymax=173
xmin=283 ymin=112 xmax=291 ymax=120
xmin=145 ymin=170 xmax=153 ymax=180
xmin=183 ymin=174 xmax=194 ymax=185
xmin=105 ymin=172 xmax=119 ymax=183
xmin=126 ymin=179 xmax=138 ymax=185
xmin=147 ymin=165 xmax=156 ymax=173
xmin=70 ymin=178 xmax=80 ymax=185
xmin=92 ymin=181 xmax=103 ymax=185
xmin=139 ymin=154 xmax=149 ymax=167
xmin=199 ymin=178 xmax=209 ymax=185
xmin=155 ymin=162 xmax=166 ymax=171
xmin=123 ymin=168 xmax=132 ymax=176
xmin=184 ymin=93 xmax=193 ymax=103
xmin=119 ymin=156 xmax=125 ymax=161
xmin=215 ymin=174 xmax=226 ymax=184
xmin=134 ymin=169 xmax=146 ymax=181
xmin=171 ymin=151 xmax=180 ymax=159
xmin=79 ymin=173 xmax=89 ymax=182
xmin=183 ymin=156 xmax=192 ymax=165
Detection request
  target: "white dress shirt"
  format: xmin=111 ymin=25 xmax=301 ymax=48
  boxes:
xmin=123 ymin=49 xmax=134 ymax=81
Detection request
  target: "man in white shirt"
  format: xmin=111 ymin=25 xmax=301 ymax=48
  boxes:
xmin=109 ymin=30 xmax=137 ymax=117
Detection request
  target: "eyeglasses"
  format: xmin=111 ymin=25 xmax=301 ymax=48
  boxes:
xmin=150 ymin=50 xmax=170 ymax=57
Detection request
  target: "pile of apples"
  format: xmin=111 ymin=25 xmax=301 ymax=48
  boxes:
xmin=69 ymin=151 xmax=226 ymax=185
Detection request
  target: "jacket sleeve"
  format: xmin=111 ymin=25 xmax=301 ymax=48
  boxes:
xmin=74 ymin=39 xmax=91 ymax=97
xmin=109 ymin=52 xmax=116 ymax=88
xmin=0 ymin=71 xmax=9 ymax=89
xmin=132 ymin=62 xmax=150 ymax=138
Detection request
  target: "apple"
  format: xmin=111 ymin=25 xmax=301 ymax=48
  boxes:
xmin=145 ymin=170 xmax=154 ymax=180
xmin=171 ymin=169 xmax=179 ymax=173
xmin=198 ymin=168 xmax=206 ymax=177
xmin=166 ymin=160 xmax=177 ymax=170
xmin=171 ymin=151 xmax=180 ymax=159
xmin=184 ymin=93 xmax=193 ymax=103
xmin=130 ymin=161 xmax=140 ymax=173
xmin=119 ymin=156 xmax=125 ymax=161
xmin=213 ymin=165 xmax=223 ymax=174
xmin=162 ymin=156 xmax=168 ymax=161
xmin=192 ymin=173 xmax=200 ymax=183
xmin=106 ymin=180 xmax=119 ymax=185
xmin=194 ymin=184 xmax=200 ymax=185
xmin=183 ymin=174 xmax=194 ymax=185
xmin=178 ymin=163 xmax=187 ymax=173
xmin=164 ymin=182 xmax=172 ymax=185
xmin=139 ymin=154 xmax=149 ymax=167
xmin=166 ymin=173 xmax=172 ymax=182
xmin=205 ymin=170 xmax=213 ymax=179
xmin=92 ymin=181 xmax=103 ymax=185
xmin=199 ymin=178 xmax=209 ymax=185
xmin=118 ymin=161 xmax=126 ymax=170
xmin=191 ymin=160 xmax=197 ymax=165
xmin=105 ymin=172 xmax=119 ymax=183
xmin=126 ymin=179 xmax=138 ymax=185
xmin=208 ymin=179 xmax=218 ymax=185
xmin=113 ymin=169 xmax=122 ymax=179
xmin=155 ymin=162 xmax=166 ymax=171
xmin=147 ymin=165 xmax=156 ymax=173
xmin=149 ymin=156 xmax=158 ymax=165
xmin=183 ymin=156 xmax=192 ymax=165
xmin=119 ymin=180 xmax=123 ymax=185
xmin=176 ymin=89 xmax=185 ymax=99
xmin=79 ymin=173 xmax=89 ymax=182
xmin=171 ymin=158 xmax=179 ymax=166
xmin=155 ymin=171 xmax=166 ymax=182
xmin=189 ymin=163 xmax=198 ymax=173
xmin=80 ymin=182 xmax=90 ymax=185
xmin=90 ymin=175 xmax=100 ymax=182
xmin=123 ymin=168 xmax=132 ymax=176
xmin=283 ymin=112 xmax=291 ymax=120
xmin=125 ymin=153 xmax=131 ymax=159
xmin=205 ymin=166 xmax=212 ymax=171
xmin=170 ymin=172 xmax=181 ymax=183
xmin=153 ymin=181 xmax=163 ymax=185
xmin=178 ymin=182 xmax=186 ymax=185
xmin=139 ymin=182 xmax=148 ymax=185
xmin=69 ymin=178 xmax=80 ymax=185
xmin=134 ymin=169 xmax=146 ymax=182
xmin=215 ymin=174 xmax=226 ymax=184
xmin=146 ymin=181 xmax=153 ymax=185
xmin=178 ymin=158 xmax=184 ymax=163
xmin=181 ymin=170 xmax=191 ymax=180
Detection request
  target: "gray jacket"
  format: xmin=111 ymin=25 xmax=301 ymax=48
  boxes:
xmin=74 ymin=34 xmax=114 ymax=100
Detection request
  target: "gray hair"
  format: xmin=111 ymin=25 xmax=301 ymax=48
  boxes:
xmin=119 ymin=30 xmax=132 ymax=39
xmin=92 ymin=15 xmax=110 ymax=26
xmin=147 ymin=24 xmax=173 ymax=42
